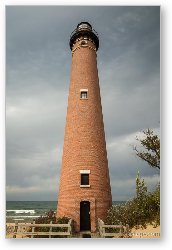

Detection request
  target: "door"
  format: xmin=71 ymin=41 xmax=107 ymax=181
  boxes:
xmin=80 ymin=201 xmax=91 ymax=231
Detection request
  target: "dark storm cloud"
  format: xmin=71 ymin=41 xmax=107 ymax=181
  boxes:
xmin=6 ymin=6 xmax=160 ymax=201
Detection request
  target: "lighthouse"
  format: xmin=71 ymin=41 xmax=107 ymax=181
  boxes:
xmin=57 ymin=22 xmax=112 ymax=233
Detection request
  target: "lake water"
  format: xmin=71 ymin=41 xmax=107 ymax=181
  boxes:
xmin=6 ymin=201 xmax=125 ymax=223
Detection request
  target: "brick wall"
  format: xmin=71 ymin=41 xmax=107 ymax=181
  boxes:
xmin=56 ymin=35 xmax=112 ymax=233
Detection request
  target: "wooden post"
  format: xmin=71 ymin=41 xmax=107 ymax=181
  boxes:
xmin=31 ymin=221 xmax=35 ymax=238
xmin=98 ymin=219 xmax=102 ymax=237
xmin=126 ymin=224 xmax=129 ymax=237
xmin=49 ymin=221 xmax=52 ymax=238
xmin=68 ymin=219 xmax=72 ymax=238
xmin=119 ymin=222 xmax=122 ymax=237
xmin=98 ymin=219 xmax=105 ymax=238
xmin=102 ymin=220 xmax=106 ymax=238
xmin=13 ymin=222 xmax=18 ymax=238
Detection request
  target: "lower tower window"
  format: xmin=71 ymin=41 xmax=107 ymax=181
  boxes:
xmin=80 ymin=170 xmax=90 ymax=187
xmin=81 ymin=174 xmax=89 ymax=185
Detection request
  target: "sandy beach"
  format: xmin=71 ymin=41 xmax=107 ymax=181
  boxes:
xmin=130 ymin=224 xmax=160 ymax=239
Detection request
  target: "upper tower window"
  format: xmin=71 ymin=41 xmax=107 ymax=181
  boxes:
xmin=80 ymin=89 xmax=88 ymax=99
xmin=81 ymin=92 xmax=87 ymax=99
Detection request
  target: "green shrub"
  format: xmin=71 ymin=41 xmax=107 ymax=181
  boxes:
xmin=105 ymin=174 xmax=160 ymax=229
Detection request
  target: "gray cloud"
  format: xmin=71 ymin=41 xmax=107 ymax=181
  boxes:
xmin=6 ymin=6 xmax=160 ymax=201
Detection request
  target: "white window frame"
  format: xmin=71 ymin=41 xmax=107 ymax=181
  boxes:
xmin=80 ymin=170 xmax=90 ymax=187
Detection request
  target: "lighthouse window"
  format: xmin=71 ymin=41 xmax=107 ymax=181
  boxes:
xmin=81 ymin=174 xmax=89 ymax=185
xmin=80 ymin=40 xmax=88 ymax=47
xmin=80 ymin=91 xmax=88 ymax=99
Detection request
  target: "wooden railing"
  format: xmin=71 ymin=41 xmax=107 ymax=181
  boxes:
xmin=98 ymin=218 xmax=129 ymax=238
xmin=7 ymin=219 xmax=73 ymax=238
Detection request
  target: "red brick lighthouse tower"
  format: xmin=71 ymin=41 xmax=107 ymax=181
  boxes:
xmin=57 ymin=22 xmax=112 ymax=233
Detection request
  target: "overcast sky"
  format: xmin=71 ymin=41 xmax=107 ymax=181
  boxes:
xmin=6 ymin=6 xmax=160 ymax=201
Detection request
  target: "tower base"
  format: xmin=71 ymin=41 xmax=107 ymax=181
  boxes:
xmin=57 ymin=196 xmax=111 ymax=233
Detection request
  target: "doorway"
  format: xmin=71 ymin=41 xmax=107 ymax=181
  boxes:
xmin=80 ymin=201 xmax=91 ymax=231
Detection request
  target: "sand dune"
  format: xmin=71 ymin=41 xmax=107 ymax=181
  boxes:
xmin=130 ymin=224 xmax=160 ymax=238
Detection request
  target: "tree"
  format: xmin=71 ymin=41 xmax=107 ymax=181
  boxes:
xmin=105 ymin=173 xmax=160 ymax=229
xmin=134 ymin=129 xmax=160 ymax=169
xmin=136 ymin=171 xmax=147 ymax=199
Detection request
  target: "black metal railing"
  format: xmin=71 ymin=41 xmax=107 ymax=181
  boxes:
xmin=70 ymin=27 xmax=99 ymax=40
